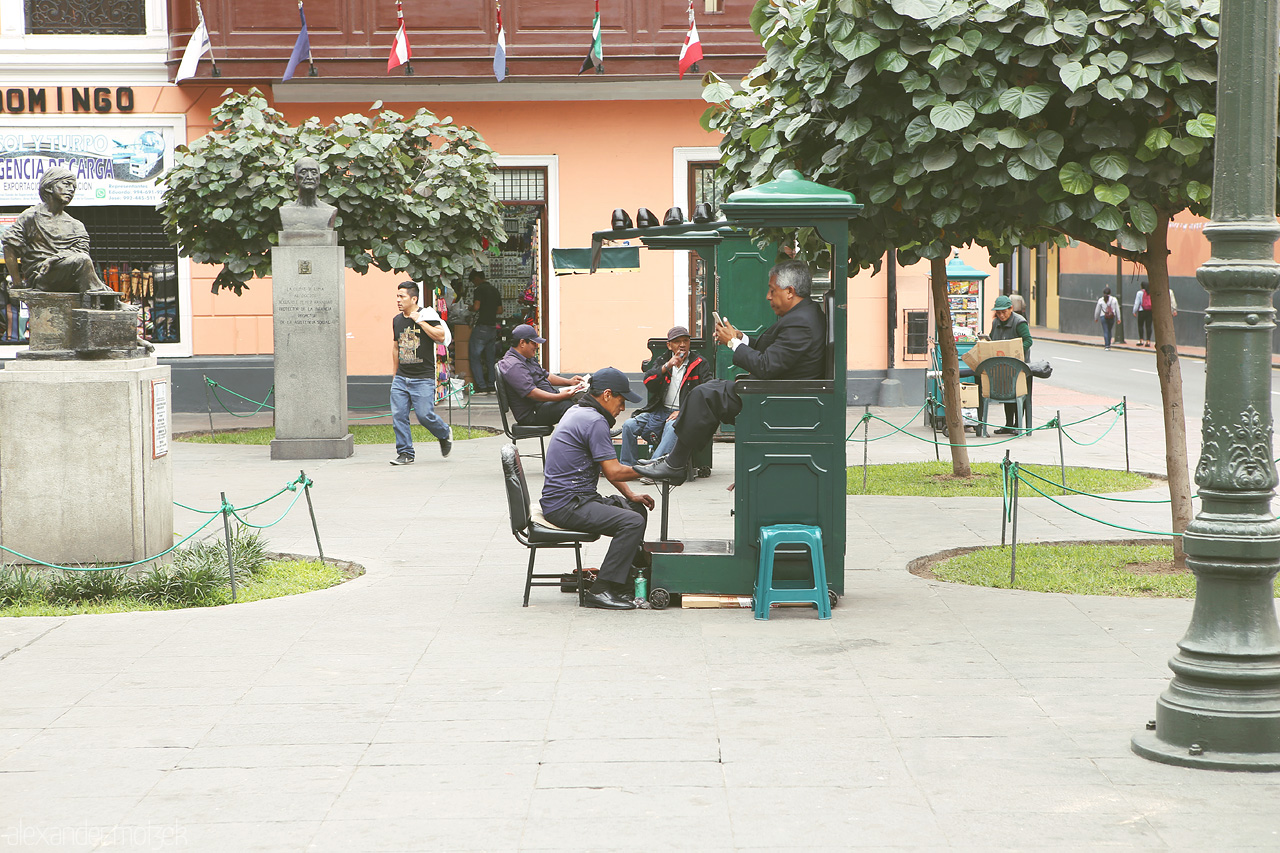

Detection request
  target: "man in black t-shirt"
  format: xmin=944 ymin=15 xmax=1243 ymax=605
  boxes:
xmin=389 ymin=281 xmax=453 ymax=466
xmin=467 ymin=270 xmax=502 ymax=393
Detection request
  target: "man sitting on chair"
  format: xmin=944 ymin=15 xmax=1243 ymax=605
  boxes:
xmin=636 ymin=259 xmax=826 ymax=485
xmin=497 ymin=324 xmax=583 ymax=427
xmin=541 ymin=368 xmax=655 ymax=611
xmin=619 ymin=325 xmax=709 ymax=468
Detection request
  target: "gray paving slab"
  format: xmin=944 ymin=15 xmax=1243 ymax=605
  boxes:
xmin=1 ymin=397 xmax=1279 ymax=850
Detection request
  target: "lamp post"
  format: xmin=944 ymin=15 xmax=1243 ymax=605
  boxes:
xmin=1131 ymin=0 xmax=1280 ymax=769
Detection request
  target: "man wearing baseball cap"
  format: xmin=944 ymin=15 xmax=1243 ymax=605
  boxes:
xmin=496 ymin=324 xmax=584 ymax=427
xmin=989 ymin=294 xmax=1032 ymax=435
xmin=619 ymin=326 xmax=708 ymax=468
xmin=541 ymin=367 xmax=655 ymax=610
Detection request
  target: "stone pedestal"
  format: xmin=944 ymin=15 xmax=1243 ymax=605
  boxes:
xmin=270 ymin=232 xmax=354 ymax=460
xmin=0 ymin=357 xmax=173 ymax=567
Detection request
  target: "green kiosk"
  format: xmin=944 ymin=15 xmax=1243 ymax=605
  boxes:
xmin=592 ymin=171 xmax=862 ymax=609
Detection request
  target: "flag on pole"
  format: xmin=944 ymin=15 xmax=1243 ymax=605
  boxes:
xmin=493 ymin=4 xmax=507 ymax=82
xmin=578 ymin=0 xmax=602 ymax=75
xmin=388 ymin=1 xmax=411 ymax=73
xmin=175 ymin=1 xmax=212 ymax=82
xmin=678 ymin=0 xmax=703 ymax=79
xmin=282 ymin=0 xmax=312 ymax=81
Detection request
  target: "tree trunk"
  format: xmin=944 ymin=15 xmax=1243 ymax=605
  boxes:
xmin=1144 ymin=213 xmax=1193 ymax=566
xmin=931 ymin=254 xmax=971 ymax=477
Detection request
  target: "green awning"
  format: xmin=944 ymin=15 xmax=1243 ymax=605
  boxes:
xmin=552 ymin=247 xmax=640 ymax=274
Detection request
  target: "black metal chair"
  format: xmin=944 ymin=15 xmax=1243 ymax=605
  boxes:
xmin=974 ymin=356 xmax=1032 ymax=436
xmin=501 ymin=444 xmax=601 ymax=606
xmin=495 ymin=375 xmax=554 ymax=459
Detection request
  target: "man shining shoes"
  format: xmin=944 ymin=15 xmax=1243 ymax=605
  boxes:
xmin=637 ymin=259 xmax=827 ymax=486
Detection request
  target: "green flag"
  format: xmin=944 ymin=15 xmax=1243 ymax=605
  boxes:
xmin=578 ymin=0 xmax=602 ymax=75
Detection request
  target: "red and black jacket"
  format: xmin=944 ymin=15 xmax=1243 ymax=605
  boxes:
xmin=637 ymin=353 xmax=708 ymax=415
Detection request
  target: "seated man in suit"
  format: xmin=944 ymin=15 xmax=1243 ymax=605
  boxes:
xmin=497 ymin=324 xmax=584 ymax=427
xmin=636 ymin=259 xmax=826 ymax=486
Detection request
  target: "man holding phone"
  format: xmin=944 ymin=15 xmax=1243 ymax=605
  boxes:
xmin=389 ymin=281 xmax=453 ymax=466
xmin=636 ymin=260 xmax=826 ymax=485
xmin=618 ymin=326 xmax=708 ymax=467
xmin=496 ymin=324 xmax=584 ymax=427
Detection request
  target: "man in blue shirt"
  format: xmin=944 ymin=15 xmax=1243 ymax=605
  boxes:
xmin=542 ymin=368 xmax=655 ymax=610
xmin=496 ymin=324 xmax=583 ymax=426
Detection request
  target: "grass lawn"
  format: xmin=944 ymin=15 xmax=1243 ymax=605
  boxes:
xmin=923 ymin=541 xmax=1279 ymax=598
xmin=178 ymin=424 xmax=499 ymax=445
xmin=0 ymin=557 xmax=357 ymax=617
xmin=847 ymin=461 xmax=1153 ymax=497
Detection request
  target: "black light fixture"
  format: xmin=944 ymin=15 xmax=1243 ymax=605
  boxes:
xmin=635 ymin=208 xmax=660 ymax=228
xmin=611 ymin=208 xmax=633 ymax=230
xmin=662 ymin=207 xmax=685 ymax=225
xmin=692 ymin=203 xmax=715 ymax=223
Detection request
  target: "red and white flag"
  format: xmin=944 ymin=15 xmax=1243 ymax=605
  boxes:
xmin=678 ymin=0 xmax=703 ymax=79
xmin=388 ymin=1 xmax=411 ymax=72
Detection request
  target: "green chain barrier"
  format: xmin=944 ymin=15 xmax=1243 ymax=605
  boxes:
xmin=1017 ymin=466 xmax=1177 ymax=504
xmin=845 ymin=399 xmax=1126 ymax=451
xmin=1057 ymin=408 xmax=1124 ymax=447
xmin=205 ymin=377 xmax=275 ymax=416
xmin=1013 ymin=469 xmax=1181 ymax=537
xmin=207 ymin=377 xmax=473 ymax=422
xmin=2 ymin=474 xmax=315 ymax=572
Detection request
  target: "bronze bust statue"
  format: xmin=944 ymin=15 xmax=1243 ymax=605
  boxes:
xmin=2 ymin=167 xmax=116 ymax=300
xmin=280 ymin=157 xmax=337 ymax=232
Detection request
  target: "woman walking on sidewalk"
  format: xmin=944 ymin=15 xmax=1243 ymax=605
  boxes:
xmin=1133 ymin=280 xmax=1154 ymax=346
xmin=1094 ymin=287 xmax=1121 ymax=350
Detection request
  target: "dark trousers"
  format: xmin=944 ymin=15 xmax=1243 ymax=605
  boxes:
xmin=671 ymin=380 xmax=742 ymax=459
xmin=544 ymin=494 xmax=648 ymax=585
xmin=468 ymin=325 xmax=498 ymax=391
xmin=1137 ymin=310 xmax=1154 ymax=342
xmin=521 ymin=397 xmax=575 ymax=427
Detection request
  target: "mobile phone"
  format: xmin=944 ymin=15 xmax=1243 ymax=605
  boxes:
xmin=712 ymin=311 xmax=724 ymax=328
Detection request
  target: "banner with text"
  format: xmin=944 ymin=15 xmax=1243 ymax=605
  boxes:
xmin=0 ymin=126 xmax=175 ymax=206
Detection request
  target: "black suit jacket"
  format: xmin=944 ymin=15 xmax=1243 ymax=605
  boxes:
xmin=731 ymin=298 xmax=827 ymax=380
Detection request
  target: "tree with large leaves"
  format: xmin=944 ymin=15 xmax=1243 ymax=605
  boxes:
xmin=162 ymin=89 xmax=507 ymax=295
xmin=703 ymin=0 xmax=1219 ymax=559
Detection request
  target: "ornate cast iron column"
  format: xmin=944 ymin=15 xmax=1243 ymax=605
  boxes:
xmin=1131 ymin=0 xmax=1280 ymax=769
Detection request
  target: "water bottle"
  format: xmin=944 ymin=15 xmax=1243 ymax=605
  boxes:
xmin=634 ymin=568 xmax=648 ymax=601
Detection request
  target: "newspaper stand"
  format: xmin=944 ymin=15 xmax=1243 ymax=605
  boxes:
xmin=591 ymin=170 xmax=862 ymax=608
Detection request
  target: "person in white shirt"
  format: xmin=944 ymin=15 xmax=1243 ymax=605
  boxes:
xmin=1093 ymin=286 xmax=1121 ymax=350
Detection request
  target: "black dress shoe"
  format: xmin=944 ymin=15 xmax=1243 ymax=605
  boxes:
xmin=581 ymin=588 xmax=638 ymax=610
xmin=634 ymin=457 xmax=688 ymax=485
xmin=994 ymin=427 xmax=1017 ymax=436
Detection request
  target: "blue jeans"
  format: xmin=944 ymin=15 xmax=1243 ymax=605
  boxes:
xmin=1100 ymin=317 xmax=1115 ymax=348
xmin=468 ymin=325 xmax=498 ymax=391
xmin=619 ymin=408 xmax=676 ymax=466
xmin=391 ymin=375 xmax=451 ymax=458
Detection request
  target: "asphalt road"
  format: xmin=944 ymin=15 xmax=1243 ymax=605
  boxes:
xmin=1035 ymin=338 xmax=1207 ymax=414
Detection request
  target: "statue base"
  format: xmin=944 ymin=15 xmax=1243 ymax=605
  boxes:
xmin=270 ymin=435 xmax=355 ymax=460
xmin=0 ymin=357 xmax=174 ymax=567
xmin=13 ymin=289 xmax=147 ymax=359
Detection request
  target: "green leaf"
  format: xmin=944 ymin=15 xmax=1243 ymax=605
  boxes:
xmin=701 ymin=76 xmax=735 ymax=103
xmin=998 ymin=85 xmax=1052 ymax=118
xmin=928 ymin=44 xmax=960 ymax=68
xmin=1093 ymin=183 xmax=1131 ymax=206
xmin=1059 ymin=162 xmax=1094 ymax=195
xmin=1186 ymin=180 xmax=1211 ymax=203
xmin=1168 ymin=136 xmax=1205 ymax=156
xmin=1133 ymin=43 xmax=1175 ymax=64
xmin=876 ymin=50 xmax=910 ymax=73
xmin=1091 ymin=207 xmax=1125 ymax=231
xmin=1128 ymin=200 xmax=1158 ymax=233
xmin=929 ymin=100 xmax=976 ymax=131
xmin=1186 ymin=113 xmax=1216 ymax=137
xmin=1059 ymin=61 xmax=1101 ymax=92
xmin=1142 ymin=128 xmax=1173 ymax=151
xmin=996 ymin=127 xmax=1029 ymax=148
xmin=922 ymin=147 xmax=958 ymax=171
xmin=1089 ymin=152 xmax=1129 ymax=180
xmin=1007 ymin=157 xmax=1037 ymax=181
xmin=834 ymin=31 xmax=882 ymax=61
xmin=890 ymin=0 xmax=947 ymax=20
xmin=835 ymin=116 xmax=873 ymax=143
xmin=1024 ymin=24 xmax=1061 ymax=46
xmin=904 ymin=115 xmax=938 ymax=147
xmin=1052 ymin=9 xmax=1088 ymax=37
xmin=1018 ymin=130 xmax=1064 ymax=170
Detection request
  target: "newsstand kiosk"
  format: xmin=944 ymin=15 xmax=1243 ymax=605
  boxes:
xmin=591 ymin=171 xmax=862 ymax=609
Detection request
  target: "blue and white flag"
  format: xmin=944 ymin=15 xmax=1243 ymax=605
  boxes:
xmin=493 ymin=4 xmax=507 ymax=82
xmin=282 ymin=1 xmax=312 ymax=81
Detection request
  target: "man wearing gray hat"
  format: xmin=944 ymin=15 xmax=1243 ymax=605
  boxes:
xmin=619 ymin=326 xmax=708 ymax=467
xmin=496 ymin=324 xmax=584 ymax=427
xmin=541 ymin=367 xmax=655 ymax=610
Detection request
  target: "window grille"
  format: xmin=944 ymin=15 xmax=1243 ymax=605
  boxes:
xmin=491 ymin=168 xmax=546 ymax=203
xmin=25 ymin=0 xmax=145 ymax=34
xmin=904 ymin=310 xmax=930 ymax=360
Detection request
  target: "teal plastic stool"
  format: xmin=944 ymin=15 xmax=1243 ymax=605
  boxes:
xmin=754 ymin=524 xmax=831 ymax=620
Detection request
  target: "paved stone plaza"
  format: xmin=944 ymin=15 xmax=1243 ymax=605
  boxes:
xmin=2 ymin=382 xmax=1279 ymax=850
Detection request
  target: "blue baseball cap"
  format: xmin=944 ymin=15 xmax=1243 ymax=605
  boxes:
xmin=512 ymin=324 xmax=546 ymax=344
xmin=589 ymin=367 xmax=642 ymax=403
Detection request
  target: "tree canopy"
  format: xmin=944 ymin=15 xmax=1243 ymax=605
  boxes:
xmin=162 ymin=89 xmax=507 ymax=294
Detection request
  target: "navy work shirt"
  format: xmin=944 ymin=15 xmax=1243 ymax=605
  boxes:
xmin=540 ymin=404 xmax=615 ymax=515
xmin=497 ymin=347 xmax=555 ymax=423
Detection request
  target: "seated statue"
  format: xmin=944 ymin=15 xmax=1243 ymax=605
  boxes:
xmin=2 ymin=167 xmax=115 ymax=302
xmin=279 ymin=157 xmax=337 ymax=232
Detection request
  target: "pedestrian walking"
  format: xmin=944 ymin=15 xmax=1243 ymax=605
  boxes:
xmin=1094 ymin=286 xmax=1121 ymax=350
xmin=389 ymin=281 xmax=453 ymax=466
xmin=1133 ymin=279 xmax=1153 ymax=347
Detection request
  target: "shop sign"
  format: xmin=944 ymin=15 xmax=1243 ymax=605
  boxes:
xmin=0 ymin=125 xmax=175 ymax=206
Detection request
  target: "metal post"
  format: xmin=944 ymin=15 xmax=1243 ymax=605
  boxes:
xmin=660 ymin=482 xmax=671 ymax=541
xmin=1009 ymin=469 xmax=1019 ymax=587
xmin=861 ymin=405 xmax=870 ymax=494
xmin=220 ymin=491 xmax=238 ymax=603
xmin=1133 ymin=0 xmax=1280 ymax=770
xmin=204 ymin=380 xmax=216 ymax=440
xmin=1056 ymin=409 xmax=1066 ymax=496
xmin=1122 ymin=395 xmax=1130 ymax=473
xmin=300 ymin=470 xmax=325 ymax=563
xmin=1001 ymin=449 xmax=1010 ymax=547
